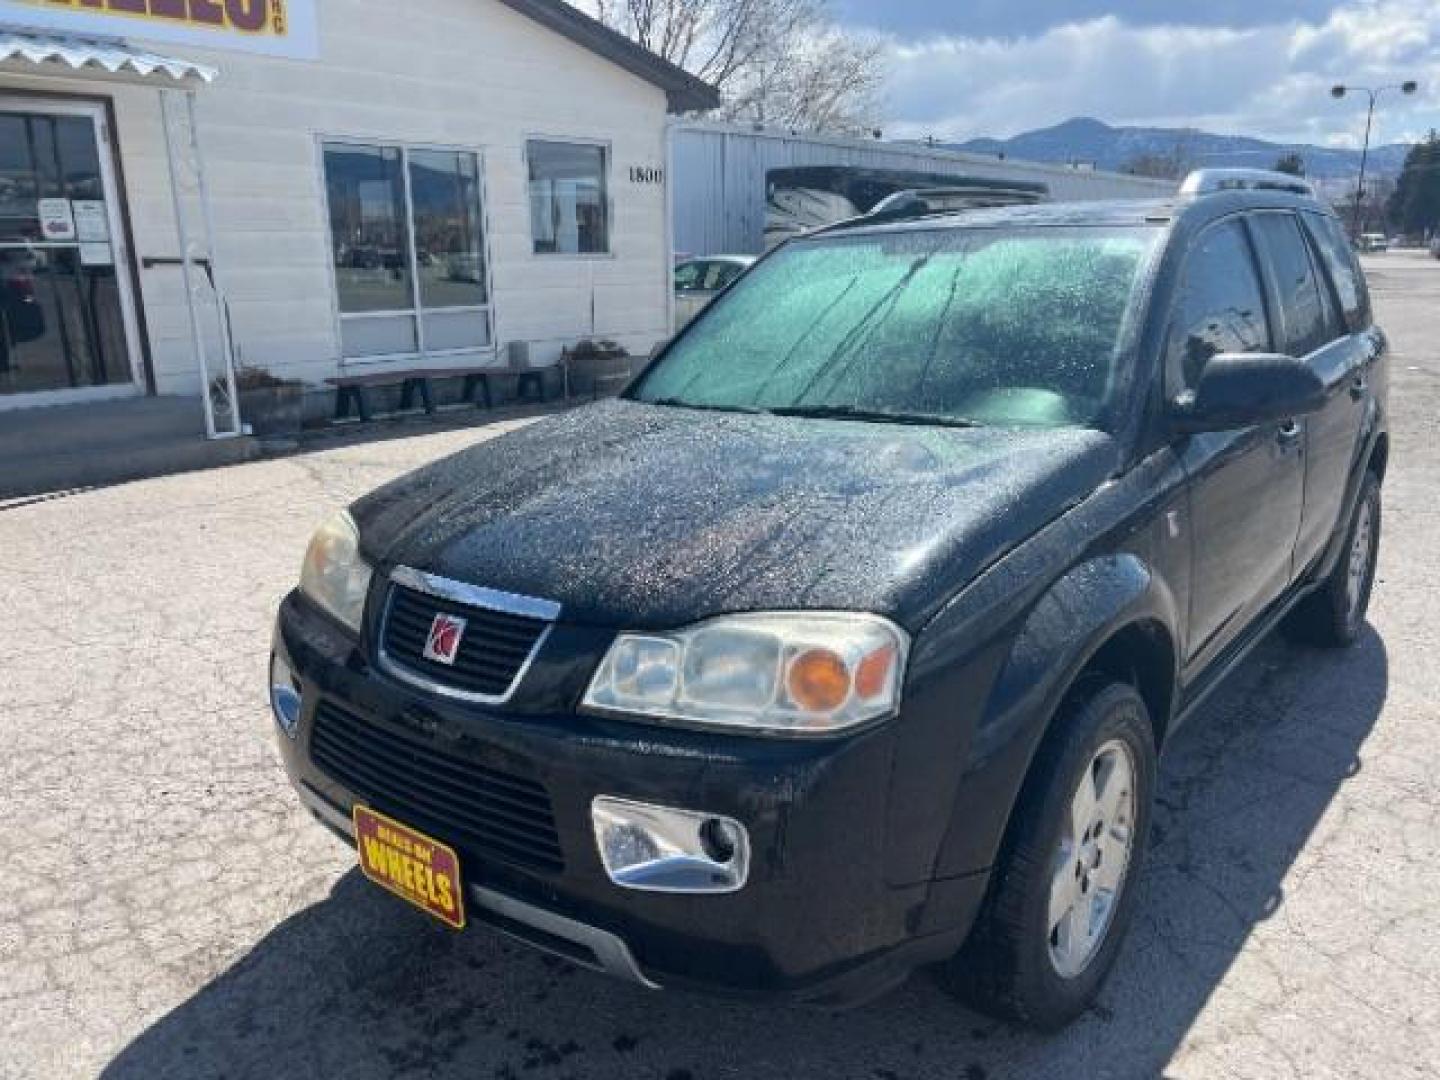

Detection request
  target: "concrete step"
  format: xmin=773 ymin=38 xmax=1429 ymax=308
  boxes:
xmin=0 ymin=394 xmax=261 ymax=499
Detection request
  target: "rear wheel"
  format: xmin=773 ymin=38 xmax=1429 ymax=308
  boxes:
xmin=1283 ymin=472 xmax=1381 ymax=648
xmin=941 ymin=680 xmax=1156 ymax=1029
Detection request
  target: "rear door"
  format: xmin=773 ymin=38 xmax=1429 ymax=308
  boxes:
xmin=1296 ymin=211 xmax=1382 ymax=568
xmin=1248 ymin=211 xmax=1362 ymax=574
xmin=1170 ymin=216 xmax=1306 ymax=673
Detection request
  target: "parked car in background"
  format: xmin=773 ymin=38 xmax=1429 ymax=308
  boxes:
xmin=673 ymin=255 xmax=754 ymax=328
xmin=1358 ymin=232 xmax=1389 ymax=253
xmin=1429 ymin=237 xmax=1440 ymax=260
xmin=273 ymin=169 xmax=1387 ymax=1030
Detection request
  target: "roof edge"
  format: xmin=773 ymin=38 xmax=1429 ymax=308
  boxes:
xmin=494 ymin=0 xmax=719 ymax=114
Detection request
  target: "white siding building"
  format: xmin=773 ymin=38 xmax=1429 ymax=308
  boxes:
xmin=0 ymin=0 xmax=714 ymax=432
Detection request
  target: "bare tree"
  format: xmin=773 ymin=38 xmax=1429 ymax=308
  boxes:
xmin=1122 ymin=136 xmax=1196 ymax=181
xmin=594 ymin=0 xmax=884 ymax=134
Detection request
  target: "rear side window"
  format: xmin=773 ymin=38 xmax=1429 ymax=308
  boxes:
xmin=1303 ymin=211 xmax=1370 ymax=330
xmin=1169 ymin=219 xmax=1270 ymax=388
xmin=1250 ymin=212 xmax=1334 ymax=356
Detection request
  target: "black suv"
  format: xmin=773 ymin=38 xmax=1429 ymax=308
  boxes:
xmin=272 ymin=170 xmax=1386 ymax=1028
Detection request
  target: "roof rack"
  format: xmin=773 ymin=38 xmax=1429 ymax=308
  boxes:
xmin=1179 ymin=168 xmax=1316 ymax=199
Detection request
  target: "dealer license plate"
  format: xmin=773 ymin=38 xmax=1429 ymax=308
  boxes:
xmin=353 ymin=805 xmax=466 ymax=930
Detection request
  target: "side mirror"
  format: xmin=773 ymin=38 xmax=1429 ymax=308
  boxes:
xmin=1171 ymin=353 xmax=1326 ymax=434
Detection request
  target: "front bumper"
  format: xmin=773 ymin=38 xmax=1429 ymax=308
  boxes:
xmin=295 ymin=781 xmax=659 ymax=988
xmin=273 ymin=591 xmax=985 ymax=1002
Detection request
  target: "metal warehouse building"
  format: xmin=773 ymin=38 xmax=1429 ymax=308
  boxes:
xmin=668 ymin=120 xmax=1174 ymax=258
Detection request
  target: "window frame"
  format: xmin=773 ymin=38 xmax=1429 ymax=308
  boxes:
xmin=523 ymin=135 xmax=613 ymax=259
xmin=1163 ymin=213 xmax=1276 ymax=399
xmin=316 ymin=135 xmax=495 ymax=367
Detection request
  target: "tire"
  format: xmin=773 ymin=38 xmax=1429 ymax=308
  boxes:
xmin=941 ymin=679 xmax=1156 ymax=1030
xmin=1282 ymin=472 xmax=1381 ymax=648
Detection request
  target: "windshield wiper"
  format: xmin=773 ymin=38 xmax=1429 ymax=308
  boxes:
xmin=765 ymin=405 xmax=979 ymax=428
xmin=645 ymin=397 xmax=767 ymax=415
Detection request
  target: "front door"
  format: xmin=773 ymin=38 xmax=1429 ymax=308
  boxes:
xmin=1168 ymin=216 xmax=1306 ymax=675
xmin=0 ymin=98 xmax=142 ymax=408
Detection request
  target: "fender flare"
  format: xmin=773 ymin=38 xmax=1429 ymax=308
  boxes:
xmin=981 ymin=552 xmax=1179 ymax=749
xmin=1314 ymin=417 xmax=1388 ymax=583
xmin=928 ymin=552 xmax=1181 ymax=881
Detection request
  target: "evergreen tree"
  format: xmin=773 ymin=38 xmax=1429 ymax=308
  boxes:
xmin=1387 ymin=131 xmax=1440 ymax=237
xmin=1274 ymin=152 xmax=1305 ymax=176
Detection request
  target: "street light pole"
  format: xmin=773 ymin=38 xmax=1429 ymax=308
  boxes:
xmin=1331 ymin=80 xmax=1419 ymax=239
xmin=1353 ymin=91 xmax=1377 ymax=238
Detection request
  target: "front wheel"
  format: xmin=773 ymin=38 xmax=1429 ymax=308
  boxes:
xmin=940 ymin=680 xmax=1156 ymax=1029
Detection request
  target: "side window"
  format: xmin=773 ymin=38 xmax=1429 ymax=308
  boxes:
xmin=1169 ymin=219 xmax=1270 ymax=389
xmin=1303 ymin=211 xmax=1370 ymax=330
xmin=527 ymin=140 xmax=609 ymax=255
xmin=702 ymin=262 xmax=741 ymax=290
xmin=711 ymin=263 xmax=745 ymax=289
xmin=1250 ymin=212 xmax=1331 ymax=356
xmin=673 ymin=262 xmax=704 ymax=291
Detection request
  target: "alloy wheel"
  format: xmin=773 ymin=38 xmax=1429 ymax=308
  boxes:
xmin=1345 ymin=496 xmax=1376 ymax=622
xmin=1047 ymin=739 xmax=1137 ymax=979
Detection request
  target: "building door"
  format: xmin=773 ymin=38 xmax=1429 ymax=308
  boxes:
xmin=0 ymin=98 xmax=143 ymax=408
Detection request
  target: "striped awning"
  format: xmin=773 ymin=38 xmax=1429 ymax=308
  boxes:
xmin=0 ymin=27 xmax=217 ymax=84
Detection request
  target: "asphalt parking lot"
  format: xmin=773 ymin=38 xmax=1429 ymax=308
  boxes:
xmin=2 ymin=251 xmax=1438 ymax=1080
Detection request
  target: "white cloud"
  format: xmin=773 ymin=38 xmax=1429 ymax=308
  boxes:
xmin=874 ymin=0 xmax=1440 ymax=145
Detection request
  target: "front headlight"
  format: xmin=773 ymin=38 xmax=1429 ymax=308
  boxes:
xmin=299 ymin=509 xmax=373 ymax=634
xmin=583 ymin=613 xmax=908 ymax=735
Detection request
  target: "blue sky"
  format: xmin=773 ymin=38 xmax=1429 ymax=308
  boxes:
xmin=832 ymin=0 xmax=1440 ymax=145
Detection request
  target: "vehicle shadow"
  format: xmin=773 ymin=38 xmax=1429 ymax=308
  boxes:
xmin=102 ymin=628 xmax=1387 ymax=1080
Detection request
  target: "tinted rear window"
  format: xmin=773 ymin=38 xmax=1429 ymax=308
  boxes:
xmin=1250 ymin=212 xmax=1333 ymax=356
xmin=1303 ymin=211 xmax=1370 ymax=330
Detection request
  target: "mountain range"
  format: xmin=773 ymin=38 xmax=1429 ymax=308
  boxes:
xmin=946 ymin=117 xmax=1411 ymax=181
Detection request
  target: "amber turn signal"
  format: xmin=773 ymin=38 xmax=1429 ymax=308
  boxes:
xmin=855 ymin=644 xmax=898 ymax=700
xmin=787 ymin=648 xmax=851 ymax=711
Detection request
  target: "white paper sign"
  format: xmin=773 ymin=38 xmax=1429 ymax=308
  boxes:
xmin=0 ymin=1 xmax=320 ymax=60
xmin=79 ymin=242 xmax=114 ymax=267
xmin=73 ymin=201 xmax=110 ymax=243
xmin=37 ymin=199 xmax=75 ymax=242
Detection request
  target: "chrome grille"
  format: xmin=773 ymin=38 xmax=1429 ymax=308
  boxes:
xmin=377 ymin=567 xmax=557 ymax=702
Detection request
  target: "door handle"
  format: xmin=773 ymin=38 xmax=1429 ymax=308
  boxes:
xmin=1276 ymin=419 xmax=1303 ymax=446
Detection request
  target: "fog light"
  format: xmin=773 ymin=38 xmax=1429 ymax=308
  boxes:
xmin=270 ymin=652 xmax=302 ymax=738
xmin=592 ymin=797 xmax=750 ymax=894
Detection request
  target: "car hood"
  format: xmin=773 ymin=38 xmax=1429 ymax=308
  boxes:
xmin=352 ymin=399 xmax=1119 ymax=632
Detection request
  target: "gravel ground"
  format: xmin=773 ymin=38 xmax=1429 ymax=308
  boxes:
xmin=1 ymin=252 xmax=1437 ymax=1080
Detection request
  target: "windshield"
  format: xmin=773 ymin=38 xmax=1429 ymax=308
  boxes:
xmin=633 ymin=225 xmax=1161 ymax=429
